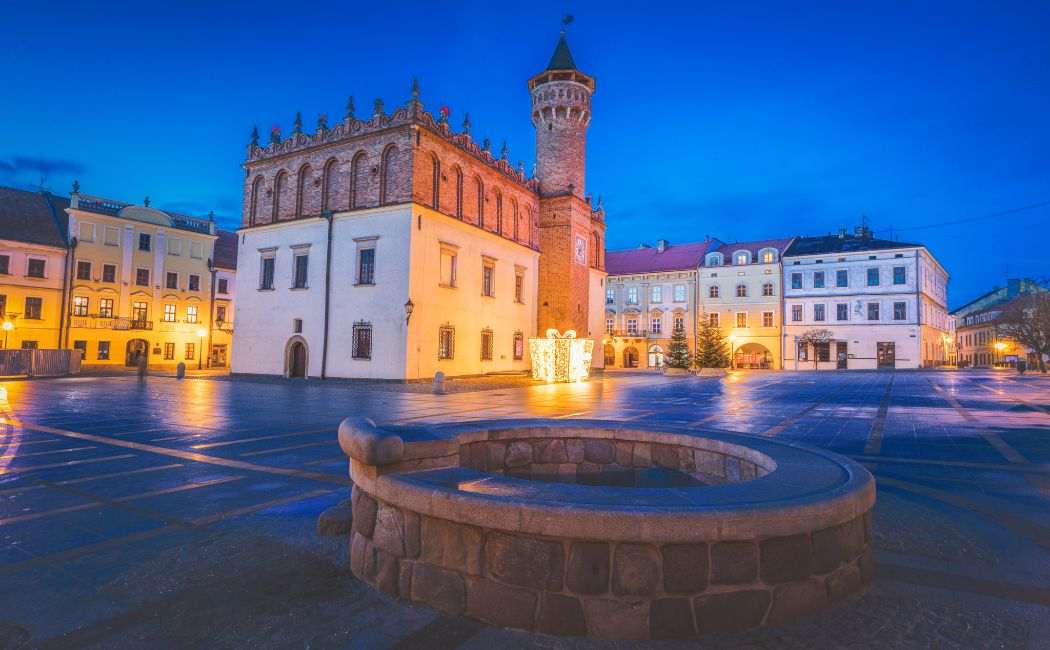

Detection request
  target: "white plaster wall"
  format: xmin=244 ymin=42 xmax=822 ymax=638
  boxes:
xmin=588 ymin=268 xmax=607 ymax=368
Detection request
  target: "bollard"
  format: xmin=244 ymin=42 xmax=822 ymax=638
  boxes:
xmin=176 ymin=362 xmax=186 ymax=379
xmin=137 ymin=355 xmax=147 ymax=381
xmin=433 ymin=370 xmax=446 ymax=395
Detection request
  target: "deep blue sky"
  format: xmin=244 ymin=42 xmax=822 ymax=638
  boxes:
xmin=3 ymin=1 xmax=1047 ymax=306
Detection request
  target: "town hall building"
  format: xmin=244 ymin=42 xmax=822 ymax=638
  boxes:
xmin=231 ymin=32 xmax=607 ymax=379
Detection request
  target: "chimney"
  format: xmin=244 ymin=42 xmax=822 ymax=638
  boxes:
xmin=854 ymin=225 xmax=871 ymax=239
xmin=656 ymin=239 xmax=669 ymax=252
xmin=838 ymin=228 xmax=847 ymax=239
xmin=638 ymin=242 xmax=652 ymax=249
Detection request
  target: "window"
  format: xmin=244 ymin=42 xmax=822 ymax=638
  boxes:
xmin=24 ymin=297 xmax=42 ymax=319
xmin=867 ymin=302 xmax=880 ymax=320
xmin=166 ymin=272 xmax=179 ymax=290
xmin=438 ymin=326 xmax=455 ymax=359
xmin=216 ymin=305 xmax=227 ymax=323
xmin=867 ymin=268 xmax=879 ymax=286
xmin=293 ymin=318 xmax=303 ymax=333
xmin=291 ymin=254 xmax=308 ymax=288
xmin=734 ymin=252 xmax=749 ymax=265
xmin=104 ymin=226 xmax=119 ymax=246
xmin=482 ymin=262 xmax=495 ymax=297
xmin=72 ymin=295 xmax=89 ymax=316
xmin=674 ymin=315 xmax=684 ymax=331
xmin=260 ymin=256 xmax=275 ymax=290
xmin=99 ymin=298 xmax=113 ymax=318
xmin=164 ymin=342 xmax=175 ymax=360
xmin=815 ymin=341 xmax=831 ymax=362
xmin=185 ymin=342 xmax=196 ymax=360
xmin=763 ymin=311 xmax=773 ymax=327
xmin=893 ymin=301 xmax=907 ymax=320
xmin=651 ymin=286 xmax=662 ymax=303
xmin=98 ymin=341 xmax=110 ymax=360
xmin=627 ymin=287 xmax=638 ymax=304
xmin=650 ymin=316 xmax=662 ymax=334
xmin=480 ymin=329 xmax=493 ymax=360
xmin=674 ymin=284 xmax=686 ymax=302
xmin=762 ymin=283 xmax=774 ymax=297
xmin=515 ymin=272 xmax=525 ymax=303
xmin=761 ymin=250 xmax=775 ymax=264
xmin=102 ymin=264 xmax=116 ymax=283
xmin=813 ymin=271 xmax=825 ymax=288
xmin=0 ymin=255 xmax=8 ymax=274
xmin=0 ymin=294 xmax=5 ymax=317
xmin=439 ymin=249 xmax=457 ymax=287
xmin=21 ymin=341 xmax=38 ymax=350
xmin=606 ymin=318 xmax=614 ymax=334
xmin=186 ymin=305 xmax=198 ymax=324
xmin=736 ymin=284 xmax=747 ymax=298
xmin=218 ymin=278 xmax=228 ymax=294
xmin=791 ymin=272 xmax=802 ymax=289
xmin=814 ymin=304 xmax=826 ymax=321
xmin=709 ymin=285 xmax=719 ymax=298
xmin=836 ymin=303 xmax=849 ymax=321
xmin=352 ymin=321 xmax=372 ymax=360
xmin=167 ymin=238 xmax=181 ymax=256
xmin=357 ymin=248 xmax=375 ymax=285
xmin=605 ymin=288 xmax=615 ymax=304
xmin=736 ymin=312 xmax=747 ymax=328
xmin=708 ymin=312 xmax=719 ymax=327
xmin=76 ymin=261 xmax=91 ymax=281
xmin=189 ymin=274 xmax=200 ymax=292
xmin=190 ymin=242 xmax=203 ymax=259
xmin=798 ymin=341 xmax=808 ymax=361
xmin=791 ymin=304 xmax=802 ymax=322
xmin=513 ymin=331 xmax=524 ymax=360
xmin=627 ymin=318 xmax=638 ymax=335
xmin=893 ymin=266 xmax=906 ymax=285
xmin=136 ymin=268 xmax=150 ymax=287
xmin=78 ymin=222 xmax=94 ymax=242
xmin=836 ymin=269 xmax=848 ymax=287
xmin=139 ymin=233 xmax=151 ymax=251
xmin=27 ymin=259 xmax=45 ymax=278
xmin=132 ymin=301 xmax=148 ymax=324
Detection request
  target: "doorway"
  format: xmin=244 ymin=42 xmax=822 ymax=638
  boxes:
xmin=210 ymin=344 xmax=228 ymax=368
xmin=877 ymin=342 xmax=895 ymax=369
xmin=623 ymin=347 xmax=639 ymax=368
xmin=287 ymin=339 xmax=307 ymax=378
xmin=603 ymin=344 xmax=615 ymax=367
xmin=836 ymin=342 xmax=848 ymax=369
xmin=125 ymin=339 xmax=148 ymax=367
xmin=647 ymin=345 xmax=664 ymax=368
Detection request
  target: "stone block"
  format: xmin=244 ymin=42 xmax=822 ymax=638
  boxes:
xmin=411 ymin=563 xmax=466 ymax=616
xmin=531 ymin=462 xmax=560 ymax=476
xmin=584 ymin=439 xmax=614 ymax=464
xmin=661 ymin=543 xmax=708 ymax=593
xmin=614 ymin=441 xmax=633 ymax=466
xmin=485 ymin=441 xmax=507 ymax=468
xmin=317 ymin=499 xmax=352 ymax=537
xmin=612 ymin=544 xmax=660 ymax=596
xmin=421 ymin=516 xmax=484 ymax=575
xmin=710 ymin=541 xmax=758 ymax=584
xmin=694 ymin=450 xmax=725 ymax=477
xmin=650 ymin=598 xmax=695 ymax=639
xmin=466 ymin=443 xmax=487 ymax=469
xmin=350 ymin=531 xmax=367 ymax=577
xmin=350 ymin=487 xmax=377 ymax=539
xmin=466 ymin=577 xmax=537 ymax=631
xmin=578 ymin=461 xmax=602 ymax=475
xmin=505 ymin=441 xmax=533 ymax=467
xmin=863 ymin=510 xmax=872 ymax=543
xmin=767 ymin=578 xmax=828 ymax=625
xmin=372 ymin=504 xmax=407 ymax=557
xmin=374 ymin=549 xmax=400 ymax=596
xmin=651 ymin=444 xmax=679 ymax=469
xmin=485 ymin=532 xmax=564 ymax=590
xmin=760 ymin=534 xmax=813 ymax=584
xmin=399 ymin=561 xmax=413 ymax=598
xmin=631 ymin=443 xmax=652 ymax=468
xmin=812 ymin=517 xmax=865 ymax=574
xmin=404 ymin=511 xmax=420 ymax=559
xmin=566 ymin=542 xmax=610 ymax=594
xmin=566 ymin=439 xmax=586 ymax=463
xmin=725 ymin=457 xmax=741 ymax=481
xmin=740 ymin=461 xmax=757 ymax=480
xmin=582 ymin=598 xmax=649 ymax=640
xmin=677 ymin=448 xmax=696 ymax=471
xmin=825 ymin=562 xmax=862 ymax=601
xmin=536 ymin=593 xmax=587 ymax=637
xmin=693 ymin=589 xmax=770 ymax=634
xmin=535 ymin=439 xmax=568 ymax=463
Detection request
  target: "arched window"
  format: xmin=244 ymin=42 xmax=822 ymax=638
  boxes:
xmin=525 ymin=205 xmax=534 ymax=246
xmin=759 ymin=248 xmax=777 ymax=264
xmin=734 ymin=250 xmax=751 ymax=265
xmin=511 ymin=199 xmax=519 ymax=240
xmin=709 ymin=285 xmax=719 ymax=298
xmin=430 ymin=153 xmax=440 ymax=210
xmin=494 ymin=190 xmax=502 ymax=234
xmin=350 ymin=151 xmax=367 ymax=209
xmin=591 ymin=232 xmax=602 ymax=268
xmin=380 ymin=144 xmax=397 ymax=205
xmin=322 ymin=158 xmax=339 ymax=212
xmin=295 ymin=163 xmax=312 ymax=218
xmin=249 ymin=176 xmax=263 ymax=226
xmin=453 ymin=166 xmax=463 ymax=219
xmin=475 ymin=177 xmax=484 ymax=227
xmin=736 ymin=284 xmax=748 ymax=297
xmin=273 ymin=171 xmax=288 ymax=221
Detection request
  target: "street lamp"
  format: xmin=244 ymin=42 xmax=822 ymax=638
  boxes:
xmin=994 ymin=340 xmax=1007 ymax=368
xmin=1 ymin=320 xmax=12 ymax=348
xmin=404 ymin=299 xmax=414 ymax=326
xmin=196 ymin=327 xmax=207 ymax=369
xmin=728 ymin=334 xmax=737 ymax=369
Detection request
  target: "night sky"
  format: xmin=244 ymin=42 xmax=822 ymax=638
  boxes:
xmin=3 ymin=1 xmax=1047 ymax=307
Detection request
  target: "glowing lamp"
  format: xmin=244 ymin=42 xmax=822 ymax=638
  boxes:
xmin=195 ymin=328 xmax=207 ymax=339
xmin=994 ymin=342 xmax=1006 ymax=351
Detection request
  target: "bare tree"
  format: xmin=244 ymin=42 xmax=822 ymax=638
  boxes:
xmin=797 ymin=328 xmax=835 ymax=370
xmin=996 ymin=293 xmax=1050 ymax=372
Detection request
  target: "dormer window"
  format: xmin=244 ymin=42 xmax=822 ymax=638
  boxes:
xmin=760 ymin=249 xmax=775 ymax=264
xmin=705 ymin=253 xmax=723 ymax=267
xmin=733 ymin=250 xmax=751 ymax=265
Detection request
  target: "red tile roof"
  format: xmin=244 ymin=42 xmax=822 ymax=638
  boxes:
xmin=606 ymin=240 xmax=720 ymax=275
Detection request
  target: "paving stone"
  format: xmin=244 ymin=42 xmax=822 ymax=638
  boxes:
xmin=583 ymin=439 xmax=614 ymax=464
xmin=693 ymin=589 xmax=771 ymax=634
xmin=465 ymin=577 xmax=537 ymax=630
xmin=536 ymin=593 xmax=587 ymax=636
xmin=485 ymin=532 xmax=564 ymax=590
xmin=760 ymin=534 xmax=813 ymax=583
xmin=411 ymin=563 xmax=466 ymax=616
xmin=767 ymin=578 xmax=829 ymax=625
xmin=582 ymin=598 xmax=649 ymax=640
xmin=612 ymin=543 xmax=660 ymax=596
xmin=650 ymin=598 xmax=695 ymax=639
xmin=566 ymin=541 xmax=610 ymax=594
xmin=661 ymin=543 xmax=708 ymax=593
xmin=350 ymin=486 xmax=377 ymax=539
xmin=421 ymin=516 xmax=484 ymax=575
xmin=710 ymin=541 xmax=758 ymax=584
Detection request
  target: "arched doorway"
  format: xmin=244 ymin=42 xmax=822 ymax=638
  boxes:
xmin=623 ymin=346 xmax=639 ymax=368
xmin=648 ymin=345 xmax=664 ymax=368
xmin=125 ymin=339 xmax=148 ymax=367
xmin=734 ymin=342 xmax=772 ymax=369
xmin=603 ymin=344 xmax=615 ymax=367
xmin=286 ymin=337 xmax=308 ymax=378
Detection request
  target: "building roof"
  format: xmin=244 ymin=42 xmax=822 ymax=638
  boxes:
xmin=214 ymin=229 xmax=238 ymax=270
xmin=606 ymin=240 xmax=719 ymax=275
xmin=709 ymin=237 xmax=794 ymax=263
xmin=74 ymin=195 xmax=215 ymax=236
xmin=0 ymin=186 xmax=69 ymax=249
xmin=784 ymin=233 xmax=921 ymax=257
xmin=547 ymin=33 xmax=577 ymax=70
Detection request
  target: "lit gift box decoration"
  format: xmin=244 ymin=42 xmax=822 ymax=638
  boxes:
xmin=529 ymin=329 xmax=594 ymax=383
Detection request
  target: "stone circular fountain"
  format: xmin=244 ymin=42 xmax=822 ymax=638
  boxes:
xmin=339 ymin=418 xmax=875 ymax=640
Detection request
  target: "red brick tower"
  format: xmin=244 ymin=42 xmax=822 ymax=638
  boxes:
xmin=531 ymin=31 xmax=606 ymax=337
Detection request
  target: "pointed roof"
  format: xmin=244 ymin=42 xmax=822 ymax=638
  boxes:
xmin=547 ymin=32 xmax=577 ymax=70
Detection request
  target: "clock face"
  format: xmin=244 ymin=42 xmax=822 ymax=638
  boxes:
xmin=575 ymin=235 xmax=587 ymax=264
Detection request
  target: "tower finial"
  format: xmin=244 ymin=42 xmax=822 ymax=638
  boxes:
xmin=71 ymin=179 xmax=80 ymax=194
xmin=345 ymin=96 xmax=355 ymax=120
xmin=411 ymin=77 xmax=420 ymax=100
xmin=500 ymin=140 xmax=509 ymax=161
xmin=208 ymin=210 xmax=215 ymax=222
xmin=561 ymin=14 xmax=574 ymax=33
xmin=143 ymin=195 xmax=151 ymax=207
xmin=317 ymin=113 xmax=328 ymax=131
xmin=482 ymin=137 xmax=491 ymax=153
xmin=293 ymin=112 xmax=303 ymax=135
xmin=250 ymin=125 xmax=259 ymax=146
xmin=373 ymin=98 xmax=384 ymax=117
xmin=462 ymin=112 xmax=471 ymax=135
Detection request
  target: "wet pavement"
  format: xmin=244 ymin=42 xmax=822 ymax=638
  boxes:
xmin=0 ymin=369 xmax=1048 ymax=648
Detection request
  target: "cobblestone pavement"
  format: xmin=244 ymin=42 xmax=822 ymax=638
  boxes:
xmin=0 ymin=370 xmax=1048 ymax=648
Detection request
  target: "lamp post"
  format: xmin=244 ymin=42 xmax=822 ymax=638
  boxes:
xmin=2 ymin=320 xmax=12 ymax=349
xmin=728 ymin=334 xmax=737 ymax=370
xmin=404 ymin=299 xmax=414 ymax=326
xmin=196 ymin=328 xmax=207 ymax=370
xmin=994 ymin=340 xmax=1007 ymax=368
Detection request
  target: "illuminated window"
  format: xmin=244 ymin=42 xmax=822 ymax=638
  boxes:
xmin=72 ymin=295 xmax=89 ymax=316
xmin=99 ymin=298 xmax=113 ymax=318
xmin=606 ymin=318 xmax=614 ymax=334
xmin=163 ymin=304 xmax=177 ymax=322
xmin=708 ymin=312 xmax=719 ymax=327
xmin=164 ymin=342 xmax=175 ymax=360
xmin=674 ymin=284 xmax=686 ymax=302
xmin=605 ymin=287 xmax=614 ymax=304
xmin=651 ymin=286 xmax=662 ymax=303
xmin=513 ymin=331 xmax=524 ymax=360
xmin=736 ymin=312 xmax=747 ymax=328
xmin=626 ymin=318 xmax=638 ymax=335
xmin=627 ymin=287 xmax=638 ymax=305
xmin=650 ymin=316 xmax=662 ymax=334
xmin=186 ymin=305 xmax=198 ymax=324
xmin=762 ymin=311 xmax=773 ymax=327
xmin=185 ymin=342 xmax=195 ymax=360
xmin=438 ymin=326 xmax=455 ymax=359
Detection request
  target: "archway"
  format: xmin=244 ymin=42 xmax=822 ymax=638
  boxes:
xmin=603 ymin=344 xmax=615 ymax=367
xmin=623 ymin=346 xmax=639 ymax=369
xmin=125 ymin=339 xmax=148 ymax=367
xmin=285 ymin=337 xmax=308 ymax=378
xmin=648 ymin=345 xmax=664 ymax=368
xmin=734 ymin=342 xmax=772 ymax=369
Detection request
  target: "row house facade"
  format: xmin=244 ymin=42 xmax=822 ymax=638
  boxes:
xmin=951 ymin=278 xmax=1046 ymax=368
xmin=782 ymin=228 xmax=950 ymax=370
